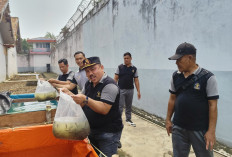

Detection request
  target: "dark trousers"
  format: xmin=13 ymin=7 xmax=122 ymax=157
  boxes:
xmin=172 ymin=125 xmax=214 ymax=157
xmin=89 ymin=130 xmax=122 ymax=157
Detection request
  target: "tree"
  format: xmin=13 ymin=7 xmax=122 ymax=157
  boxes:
xmin=61 ymin=26 xmax=70 ymax=38
xmin=45 ymin=32 xmax=56 ymax=40
xmin=45 ymin=32 xmax=56 ymax=51
xmin=21 ymin=38 xmax=30 ymax=53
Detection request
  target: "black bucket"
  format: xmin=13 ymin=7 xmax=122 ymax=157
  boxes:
xmin=0 ymin=92 xmax=12 ymax=114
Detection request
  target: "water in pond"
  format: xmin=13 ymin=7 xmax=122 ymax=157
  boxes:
xmin=7 ymin=100 xmax=58 ymax=114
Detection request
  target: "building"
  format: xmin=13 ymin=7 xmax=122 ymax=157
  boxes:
xmin=18 ymin=37 xmax=56 ymax=72
xmin=0 ymin=0 xmax=19 ymax=82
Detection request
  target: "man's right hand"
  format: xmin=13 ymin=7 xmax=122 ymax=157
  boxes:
xmin=137 ymin=92 xmax=141 ymax=100
xmin=165 ymin=120 xmax=173 ymax=136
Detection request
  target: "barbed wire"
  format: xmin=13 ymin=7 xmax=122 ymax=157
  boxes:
xmin=56 ymin=0 xmax=100 ymax=44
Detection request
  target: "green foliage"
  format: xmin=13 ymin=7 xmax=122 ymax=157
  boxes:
xmin=45 ymin=32 xmax=56 ymax=50
xmin=20 ymin=38 xmax=31 ymax=53
xmin=45 ymin=32 xmax=56 ymax=40
xmin=61 ymin=26 xmax=70 ymax=37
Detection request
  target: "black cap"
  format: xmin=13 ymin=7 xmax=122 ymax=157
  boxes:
xmin=168 ymin=42 xmax=196 ymax=60
xmin=81 ymin=57 xmax=101 ymax=70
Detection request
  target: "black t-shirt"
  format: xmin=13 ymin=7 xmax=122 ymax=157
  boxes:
xmin=58 ymin=71 xmax=78 ymax=94
xmin=83 ymin=75 xmax=123 ymax=133
xmin=116 ymin=64 xmax=138 ymax=89
xmin=170 ymin=69 xmax=219 ymax=130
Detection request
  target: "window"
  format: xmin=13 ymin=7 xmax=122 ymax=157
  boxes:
xmin=46 ymin=43 xmax=50 ymax=48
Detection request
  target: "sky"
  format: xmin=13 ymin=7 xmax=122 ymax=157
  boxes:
xmin=9 ymin=0 xmax=81 ymax=39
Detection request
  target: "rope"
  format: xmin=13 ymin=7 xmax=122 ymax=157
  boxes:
xmin=90 ymin=142 xmax=107 ymax=157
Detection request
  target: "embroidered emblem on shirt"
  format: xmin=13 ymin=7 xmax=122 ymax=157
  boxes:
xmin=132 ymin=69 xmax=134 ymax=73
xmin=96 ymin=91 xmax=101 ymax=98
xmin=194 ymin=83 xmax=200 ymax=90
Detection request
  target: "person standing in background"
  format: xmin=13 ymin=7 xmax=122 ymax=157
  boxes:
xmin=114 ymin=52 xmax=141 ymax=127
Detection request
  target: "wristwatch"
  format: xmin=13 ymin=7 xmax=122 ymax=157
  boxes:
xmin=83 ymin=96 xmax=88 ymax=105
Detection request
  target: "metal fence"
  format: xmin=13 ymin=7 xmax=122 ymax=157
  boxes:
xmin=56 ymin=0 xmax=102 ymax=43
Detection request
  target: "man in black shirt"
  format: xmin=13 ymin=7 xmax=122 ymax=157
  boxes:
xmin=62 ymin=57 xmax=123 ymax=157
xmin=166 ymin=42 xmax=219 ymax=157
xmin=114 ymin=52 xmax=141 ymax=127
xmin=49 ymin=58 xmax=78 ymax=94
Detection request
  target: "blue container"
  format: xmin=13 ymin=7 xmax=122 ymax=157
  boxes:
xmin=10 ymin=93 xmax=35 ymax=99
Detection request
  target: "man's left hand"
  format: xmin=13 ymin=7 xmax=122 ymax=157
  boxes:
xmin=204 ymin=130 xmax=216 ymax=151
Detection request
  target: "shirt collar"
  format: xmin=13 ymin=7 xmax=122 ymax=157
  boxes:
xmin=63 ymin=69 xmax=71 ymax=75
xmin=193 ymin=66 xmax=201 ymax=75
xmin=99 ymin=72 xmax=107 ymax=83
xmin=89 ymin=72 xmax=107 ymax=84
xmin=177 ymin=65 xmax=201 ymax=75
xmin=77 ymin=68 xmax=84 ymax=73
xmin=123 ymin=63 xmax=134 ymax=67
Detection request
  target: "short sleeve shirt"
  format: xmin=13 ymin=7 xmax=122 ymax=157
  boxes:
xmin=115 ymin=64 xmax=138 ymax=89
xmin=169 ymin=66 xmax=219 ymax=99
xmin=58 ymin=70 xmax=78 ymax=94
xmin=71 ymin=69 xmax=88 ymax=90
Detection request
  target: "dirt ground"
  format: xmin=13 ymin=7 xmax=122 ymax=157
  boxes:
xmin=0 ymin=73 xmax=231 ymax=157
xmin=0 ymin=73 xmax=57 ymax=95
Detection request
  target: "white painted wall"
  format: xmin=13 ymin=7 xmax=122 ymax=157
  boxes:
xmin=7 ymin=47 xmax=18 ymax=78
xmin=17 ymin=54 xmax=30 ymax=67
xmin=33 ymin=43 xmax=36 ymax=48
xmin=33 ymin=55 xmax=50 ymax=67
xmin=82 ymin=0 xmax=232 ymax=71
xmin=51 ymin=0 xmax=232 ymax=147
xmin=0 ymin=33 xmax=6 ymax=82
xmin=33 ymin=55 xmax=51 ymax=72
xmin=17 ymin=54 xmax=33 ymax=72
xmin=17 ymin=54 xmax=51 ymax=72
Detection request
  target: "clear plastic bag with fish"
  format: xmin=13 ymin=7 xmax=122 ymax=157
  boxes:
xmin=53 ymin=90 xmax=90 ymax=140
xmin=34 ymin=80 xmax=57 ymax=101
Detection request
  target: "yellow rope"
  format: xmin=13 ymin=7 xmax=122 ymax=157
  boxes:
xmin=90 ymin=142 xmax=107 ymax=157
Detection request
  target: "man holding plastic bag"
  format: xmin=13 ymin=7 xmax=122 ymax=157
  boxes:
xmin=62 ymin=57 xmax=123 ymax=157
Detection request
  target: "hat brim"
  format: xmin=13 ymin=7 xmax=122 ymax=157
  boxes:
xmin=168 ymin=54 xmax=184 ymax=60
xmin=81 ymin=63 xmax=97 ymax=70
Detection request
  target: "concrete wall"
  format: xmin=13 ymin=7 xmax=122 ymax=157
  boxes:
xmin=7 ymin=47 xmax=18 ymax=78
xmin=50 ymin=25 xmax=84 ymax=73
xmin=17 ymin=54 xmax=33 ymax=72
xmin=0 ymin=33 xmax=6 ymax=82
xmin=33 ymin=55 xmax=51 ymax=72
xmin=51 ymin=0 xmax=232 ymax=147
xmin=17 ymin=54 xmax=51 ymax=72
